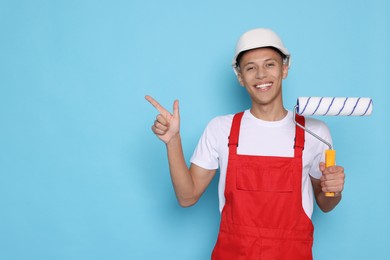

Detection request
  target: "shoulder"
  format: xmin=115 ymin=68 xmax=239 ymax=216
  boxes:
xmin=201 ymin=112 xmax=246 ymax=145
xmin=304 ymin=117 xmax=331 ymax=137
xmin=303 ymin=116 xmax=333 ymax=156
xmin=205 ymin=113 xmax=236 ymax=130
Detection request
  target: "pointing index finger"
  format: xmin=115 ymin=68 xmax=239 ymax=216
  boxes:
xmin=145 ymin=95 xmax=168 ymax=114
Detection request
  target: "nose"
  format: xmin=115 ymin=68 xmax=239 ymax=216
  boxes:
xmin=255 ymin=67 xmax=266 ymax=79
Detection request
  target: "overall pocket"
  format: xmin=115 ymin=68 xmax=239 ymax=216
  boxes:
xmin=236 ymin=164 xmax=293 ymax=192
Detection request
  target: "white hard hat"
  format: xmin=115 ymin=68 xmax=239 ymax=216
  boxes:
xmin=232 ymin=28 xmax=290 ymax=74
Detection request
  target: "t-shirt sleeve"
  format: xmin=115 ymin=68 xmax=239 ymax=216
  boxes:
xmin=308 ymin=120 xmax=333 ymax=179
xmin=190 ymin=118 xmax=220 ymax=170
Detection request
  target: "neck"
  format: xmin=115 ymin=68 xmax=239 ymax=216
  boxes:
xmin=250 ymin=104 xmax=288 ymax=121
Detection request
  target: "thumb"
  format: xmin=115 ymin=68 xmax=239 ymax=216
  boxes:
xmin=319 ymin=162 xmax=326 ymax=172
xmin=173 ymin=99 xmax=180 ymax=118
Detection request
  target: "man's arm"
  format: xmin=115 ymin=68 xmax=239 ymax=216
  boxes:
xmin=145 ymin=95 xmax=216 ymax=207
xmin=311 ymin=162 xmax=345 ymax=212
xmin=166 ymin=135 xmax=216 ymax=207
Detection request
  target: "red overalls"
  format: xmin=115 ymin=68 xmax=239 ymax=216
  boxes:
xmin=212 ymin=112 xmax=314 ymax=260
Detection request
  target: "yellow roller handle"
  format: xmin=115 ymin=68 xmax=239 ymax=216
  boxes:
xmin=325 ymin=149 xmax=336 ymax=197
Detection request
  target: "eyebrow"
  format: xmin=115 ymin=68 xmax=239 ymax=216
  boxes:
xmin=242 ymin=58 xmax=277 ymax=67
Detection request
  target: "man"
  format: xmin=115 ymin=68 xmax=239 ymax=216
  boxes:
xmin=145 ymin=28 xmax=345 ymax=259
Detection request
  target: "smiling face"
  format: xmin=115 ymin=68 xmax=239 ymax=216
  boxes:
xmin=237 ymin=47 xmax=289 ymax=119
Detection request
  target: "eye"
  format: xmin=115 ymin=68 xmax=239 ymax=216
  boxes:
xmin=245 ymin=66 xmax=255 ymax=71
xmin=265 ymin=62 xmax=275 ymax=68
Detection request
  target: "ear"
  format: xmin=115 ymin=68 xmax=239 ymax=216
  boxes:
xmin=282 ymin=64 xmax=289 ymax=79
xmin=237 ymin=72 xmax=245 ymax=86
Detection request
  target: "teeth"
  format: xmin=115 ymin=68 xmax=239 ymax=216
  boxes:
xmin=255 ymin=83 xmax=272 ymax=89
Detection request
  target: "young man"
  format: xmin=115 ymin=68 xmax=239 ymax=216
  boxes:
xmin=145 ymin=28 xmax=345 ymax=259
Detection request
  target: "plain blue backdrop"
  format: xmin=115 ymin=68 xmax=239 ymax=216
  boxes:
xmin=1 ymin=0 xmax=389 ymax=259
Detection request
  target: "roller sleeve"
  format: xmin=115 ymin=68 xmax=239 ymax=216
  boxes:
xmin=296 ymin=97 xmax=373 ymax=116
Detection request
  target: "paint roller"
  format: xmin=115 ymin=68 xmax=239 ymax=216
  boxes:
xmin=293 ymin=97 xmax=373 ymax=197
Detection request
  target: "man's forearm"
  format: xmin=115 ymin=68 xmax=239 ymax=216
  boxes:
xmin=316 ymin=192 xmax=342 ymax=212
xmin=166 ymin=135 xmax=197 ymax=207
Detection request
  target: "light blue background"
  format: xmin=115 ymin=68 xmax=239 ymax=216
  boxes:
xmin=1 ymin=0 xmax=389 ymax=259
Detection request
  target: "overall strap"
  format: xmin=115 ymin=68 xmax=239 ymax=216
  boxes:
xmin=229 ymin=112 xmax=305 ymax=158
xmin=228 ymin=112 xmax=245 ymax=155
xmin=294 ymin=114 xmax=305 ymax=158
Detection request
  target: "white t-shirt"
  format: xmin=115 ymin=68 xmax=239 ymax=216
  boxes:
xmin=190 ymin=109 xmax=332 ymax=219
